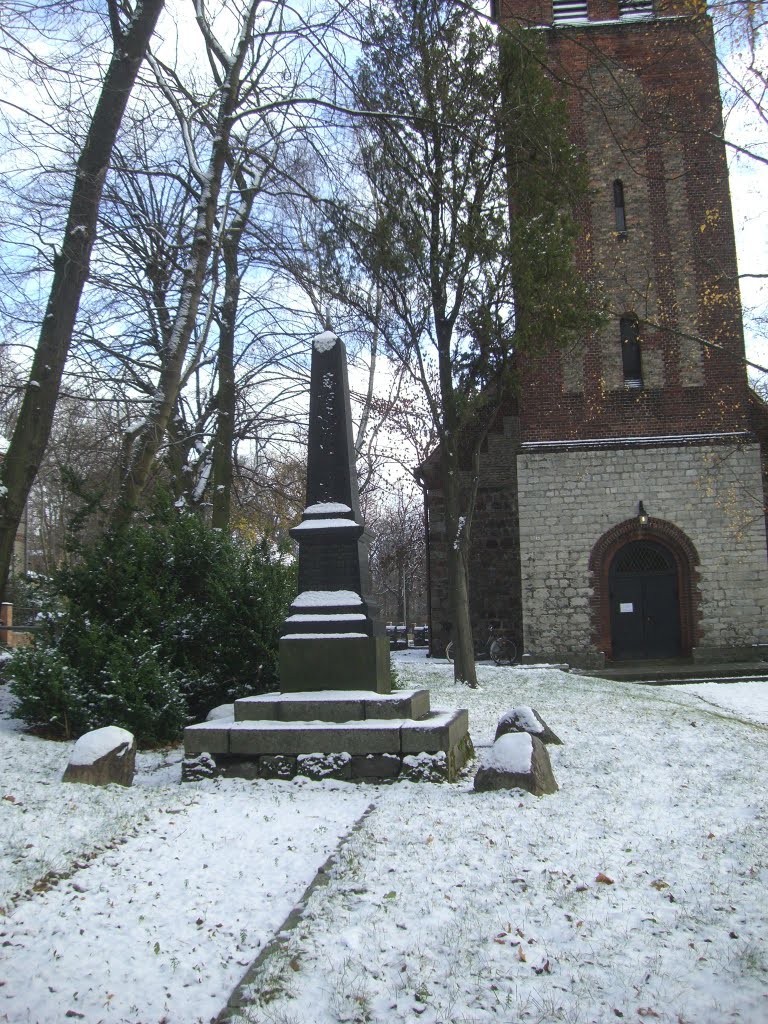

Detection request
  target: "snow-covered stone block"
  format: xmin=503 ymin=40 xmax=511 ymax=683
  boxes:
xmin=228 ymin=720 xmax=404 ymax=757
xmin=494 ymin=706 xmax=562 ymax=745
xmin=234 ymin=689 xmax=430 ymax=723
xmin=62 ymin=726 xmax=136 ymax=787
xmin=400 ymin=709 xmax=469 ymax=754
xmin=184 ymin=721 xmax=231 ymax=755
xmin=474 ymin=733 xmax=558 ymax=796
xmin=259 ymin=755 xmax=297 ymax=780
xmin=350 ymin=753 xmax=401 ymax=779
xmin=206 ymin=703 xmax=234 ymax=722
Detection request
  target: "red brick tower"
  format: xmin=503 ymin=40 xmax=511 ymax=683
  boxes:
xmin=419 ymin=0 xmax=768 ymax=666
xmin=497 ymin=0 xmax=768 ymax=666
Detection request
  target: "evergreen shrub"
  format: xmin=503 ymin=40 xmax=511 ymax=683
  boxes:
xmin=7 ymin=496 xmax=295 ymax=745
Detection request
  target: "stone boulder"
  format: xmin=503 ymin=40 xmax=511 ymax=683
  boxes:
xmin=474 ymin=732 xmax=558 ymax=796
xmin=495 ymin=706 xmax=562 ymax=745
xmin=206 ymin=703 xmax=234 ymax=722
xmin=62 ymin=726 xmax=136 ymax=787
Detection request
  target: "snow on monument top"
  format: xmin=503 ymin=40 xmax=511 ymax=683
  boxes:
xmin=313 ymin=330 xmax=338 ymax=353
xmin=293 ymin=590 xmax=363 ymax=608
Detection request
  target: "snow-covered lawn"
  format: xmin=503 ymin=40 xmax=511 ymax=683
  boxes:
xmin=1 ymin=652 xmax=767 ymax=1023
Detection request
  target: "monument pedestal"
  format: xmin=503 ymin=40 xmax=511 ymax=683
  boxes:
xmin=182 ymin=330 xmax=471 ymax=783
xmin=279 ymin=587 xmax=391 ymax=693
xmin=183 ymin=689 xmax=474 ymax=783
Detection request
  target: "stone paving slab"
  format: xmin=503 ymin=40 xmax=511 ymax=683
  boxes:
xmin=234 ymin=689 xmax=430 ymax=722
xmin=228 ymin=720 xmax=406 ymax=756
xmin=185 ymin=710 xmax=468 ymax=760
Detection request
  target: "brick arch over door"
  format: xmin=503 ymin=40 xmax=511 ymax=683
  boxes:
xmin=588 ymin=518 xmax=701 ymax=659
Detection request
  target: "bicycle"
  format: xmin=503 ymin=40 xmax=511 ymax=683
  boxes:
xmin=445 ymin=624 xmax=517 ymax=666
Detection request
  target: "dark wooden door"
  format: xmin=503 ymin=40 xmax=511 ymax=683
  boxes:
xmin=609 ymin=541 xmax=681 ymax=660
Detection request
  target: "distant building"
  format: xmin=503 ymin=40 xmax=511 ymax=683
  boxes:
xmin=420 ymin=0 xmax=768 ymax=666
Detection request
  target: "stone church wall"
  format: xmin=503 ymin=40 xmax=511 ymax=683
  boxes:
xmin=517 ymin=442 xmax=768 ymax=664
xmin=425 ymin=416 xmax=523 ymax=657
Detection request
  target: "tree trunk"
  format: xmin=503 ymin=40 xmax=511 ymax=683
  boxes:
xmin=441 ymin=442 xmax=478 ymax=688
xmin=0 ymin=0 xmax=166 ymax=601
xmin=211 ymin=180 xmax=255 ymax=530
xmin=210 ymin=306 xmax=235 ymax=529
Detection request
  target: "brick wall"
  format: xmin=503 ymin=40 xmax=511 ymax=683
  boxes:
xmin=497 ymin=5 xmax=751 ymax=443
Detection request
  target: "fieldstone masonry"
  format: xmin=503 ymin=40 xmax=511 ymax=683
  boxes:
xmin=422 ymin=412 xmax=523 ymax=658
xmin=517 ymin=442 xmax=768 ymax=665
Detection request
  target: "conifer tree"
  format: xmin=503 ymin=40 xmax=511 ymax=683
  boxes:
xmin=340 ymin=0 xmax=599 ymax=684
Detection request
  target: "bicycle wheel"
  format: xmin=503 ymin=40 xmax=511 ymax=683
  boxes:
xmin=445 ymin=640 xmax=454 ymax=662
xmin=490 ymin=637 xmax=516 ymax=666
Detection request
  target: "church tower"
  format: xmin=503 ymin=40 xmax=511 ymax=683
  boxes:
xmin=497 ymin=0 xmax=768 ymax=665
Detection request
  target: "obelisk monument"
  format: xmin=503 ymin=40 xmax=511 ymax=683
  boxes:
xmin=279 ymin=331 xmax=390 ymax=693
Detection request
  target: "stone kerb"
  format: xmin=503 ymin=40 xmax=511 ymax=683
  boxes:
xmin=234 ymin=689 xmax=431 ymax=723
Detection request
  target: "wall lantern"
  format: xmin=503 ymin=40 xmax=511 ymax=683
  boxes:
xmin=638 ymin=500 xmax=649 ymax=526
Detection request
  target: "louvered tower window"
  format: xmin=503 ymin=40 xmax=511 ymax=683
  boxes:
xmin=620 ymin=316 xmax=643 ymax=388
xmin=552 ymin=0 xmax=589 ymax=24
xmin=618 ymin=0 xmax=653 ymax=19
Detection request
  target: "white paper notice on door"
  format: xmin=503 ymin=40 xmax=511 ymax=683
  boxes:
xmin=619 ymin=603 xmax=634 ymax=613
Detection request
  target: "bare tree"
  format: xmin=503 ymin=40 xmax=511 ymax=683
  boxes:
xmin=0 ymin=0 xmax=166 ymax=601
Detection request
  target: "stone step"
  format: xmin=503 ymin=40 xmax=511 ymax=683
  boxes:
xmin=579 ymin=661 xmax=768 ymax=684
xmin=234 ymin=688 xmax=430 ymax=723
xmin=184 ymin=708 xmax=468 ymax=758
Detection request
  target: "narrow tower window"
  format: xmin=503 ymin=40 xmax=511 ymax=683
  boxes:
xmin=613 ymin=180 xmax=627 ymax=237
xmin=552 ymin=0 xmax=589 ymax=24
xmin=620 ymin=316 xmax=643 ymax=388
xmin=618 ymin=0 xmax=653 ymax=19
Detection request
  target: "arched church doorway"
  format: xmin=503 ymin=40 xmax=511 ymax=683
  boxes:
xmin=609 ymin=540 xmax=681 ymax=660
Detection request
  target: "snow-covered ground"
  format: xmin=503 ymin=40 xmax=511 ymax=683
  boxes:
xmin=1 ymin=652 xmax=767 ymax=1024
